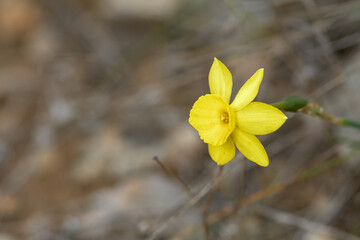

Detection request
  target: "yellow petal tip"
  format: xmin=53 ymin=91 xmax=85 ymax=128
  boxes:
xmin=255 ymin=157 xmax=269 ymax=167
xmin=256 ymin=160 xmax=269 ymax=167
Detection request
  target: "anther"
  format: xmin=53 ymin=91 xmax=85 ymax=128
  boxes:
xmin=220 ymin=113 xmax=229 ymax=123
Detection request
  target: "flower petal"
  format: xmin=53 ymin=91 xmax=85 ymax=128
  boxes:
xmin=208 ymin=137 xmax=235 ymax=165
xmin=235 ymin=102 xmax=287 ymax=135
xmin=232 ymin=128 xmax=269 ymax=167
xmin=231 ymin=68 xmax=264 ymax=111
xmin=189 ymin=94 xmax=235 ymax=146
xmin=209 ymin=58 xmax=232 ymax=104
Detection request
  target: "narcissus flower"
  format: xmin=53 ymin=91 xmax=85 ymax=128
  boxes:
xmin=189 ymin=58 xmax=287 ymax=167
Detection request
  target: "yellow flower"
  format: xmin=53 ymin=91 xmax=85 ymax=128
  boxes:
xmin=189 ymin=58 xmax=287 ymax=167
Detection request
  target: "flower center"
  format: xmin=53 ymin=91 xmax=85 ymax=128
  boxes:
xmin=220 ymin=112 xmax=229 ymax=123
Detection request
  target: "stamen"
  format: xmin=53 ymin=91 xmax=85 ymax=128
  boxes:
xmin=220 ymin=113 xmax=229 ymax=123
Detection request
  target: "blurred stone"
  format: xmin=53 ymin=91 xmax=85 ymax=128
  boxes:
xmin=220 ymin=222 xmax=239 ymax=238
xmin=0 ymin=139 xmax=9 ymax=164
xmin=0 ymin=234 xmax=16 ymax=240
xmin=306 ymin=194 xmax=337 ymax=222
xmin=72 ymin=125 xmax=162 ymax=182
xmin=25 ymin=26 xmax=60 ymax=62
xmin=0 ymin=0 xmax=42 ymax=40
xmin=98 ymin=0 xmax=182 ymax=20
xmin=27 ymin=147 xmax=58 ymax=174
xmin=64 ymin=174 xmax=200 ymax=238
xmin=33 ymin=124 xmax=55 ymax=149
xmin=24 ymin=214 xmax=53 ymax=240
xmin=91 ymin=174 xmax=185 ymax=217
xmin=164 ymin=123 xmax=205 ymax=175
xmin=0 ymin=64 xmax=38 ymax=94
xmin=49 ymin=99 xmax=74 ymax=125
xmin=303 ymin=231 xmax=335 ymax=240
xmin=0 ymin=194 xmax=19 ymax=217
xmin=71 ymin=125 xmax=123 ymax=182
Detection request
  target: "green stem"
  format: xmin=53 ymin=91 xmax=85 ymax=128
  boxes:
xmin=270 ymin=101 xmax=286 ymax=110
xmin=270 ymin=96 xmax=308 ymax=112
xmin=270 ymin=96 xmax=360 ymax=130
xmin=342 ymin=118 xmax=360 ymax=129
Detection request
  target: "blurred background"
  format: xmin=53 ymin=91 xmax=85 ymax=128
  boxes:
xmin=1 ymin=0 xmax=360 ymax=239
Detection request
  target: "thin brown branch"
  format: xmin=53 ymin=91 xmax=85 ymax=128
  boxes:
xmin=202 ymin=165 xmax=224 ymax=240
xmin=147 ymin=180 xmax=214 ymax=240
xmin=234 ymin=160 xmax=247 ymax=213
xmin=153 ymin=156 xmax=209 ymax=238
xmin=153 ymin=156 xmax=194 ymax=198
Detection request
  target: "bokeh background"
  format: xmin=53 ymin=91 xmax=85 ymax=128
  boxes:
xmin=1 ymin=0 xmax=360 ymax=239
